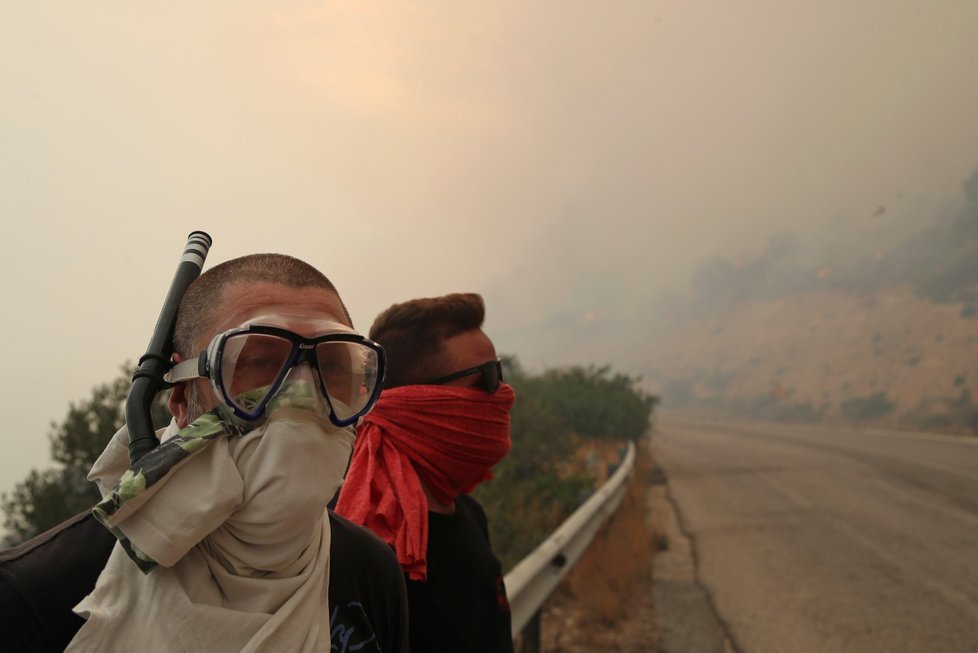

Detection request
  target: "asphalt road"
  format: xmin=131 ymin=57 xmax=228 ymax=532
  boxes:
xmin=651 ymin=416 xmax=978 ymax=653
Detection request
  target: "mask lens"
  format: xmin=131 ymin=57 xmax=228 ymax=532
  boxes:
xmin=315 ymin=341 xmax=380 ymax=422
xmin=220 ymin=333 xmax=295 ymax=415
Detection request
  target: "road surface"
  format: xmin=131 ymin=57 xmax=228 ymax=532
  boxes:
xmin=652 ymin=417 xmax=978 ymax=653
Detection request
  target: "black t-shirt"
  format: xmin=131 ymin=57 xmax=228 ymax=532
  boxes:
xmin=406 ymin=494 xmax=514 ymax=653
xmin=330 ymin=512 xmax=410 ymax=653
xmin=0 ymin=510 xmax=408 ymax=653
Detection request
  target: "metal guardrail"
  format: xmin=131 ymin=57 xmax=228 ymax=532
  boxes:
xmin=504 ymin=440 xmax=637 ymax=642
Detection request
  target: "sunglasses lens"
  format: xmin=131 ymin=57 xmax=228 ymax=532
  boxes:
xmin=315 ymin=341 xmax=381 ymax=422
xmin=483 ymin=361 xmax=501 ymax=393
xmin=220 ymin=333 xmax=294 ymax=415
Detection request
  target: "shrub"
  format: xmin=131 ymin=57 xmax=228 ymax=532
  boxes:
xmin=475 ymin=357 xmax=657 ymax=569
xmin=841 ymin=392 xmax=894 ymax=422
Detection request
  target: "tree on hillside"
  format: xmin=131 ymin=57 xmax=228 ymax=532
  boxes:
xmin=1 ymin=366 xmax=170 ymax=546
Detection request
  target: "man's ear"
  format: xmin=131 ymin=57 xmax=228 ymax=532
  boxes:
xmin=168 ymin=353 xmax=190 ymax=428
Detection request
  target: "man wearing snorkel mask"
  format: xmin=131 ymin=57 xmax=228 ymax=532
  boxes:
xmin=65 ymin=254 xmax=399 ymax=652
xmin=336 ymin=293 xmax=516 ymax=653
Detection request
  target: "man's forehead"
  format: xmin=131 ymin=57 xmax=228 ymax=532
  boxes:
xmin=241 ymin=312 xmax=353 ymax=334
xmin=442 ymin=328 xmax=497 ymax=365
xmin=204 ymin=281 xmax=351 ymax=342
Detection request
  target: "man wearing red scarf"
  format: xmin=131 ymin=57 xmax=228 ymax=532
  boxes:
xmin=335 ymin=293 xmax=515 ymax=653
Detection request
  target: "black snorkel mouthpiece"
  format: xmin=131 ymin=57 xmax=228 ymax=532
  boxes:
xmin=126 ymin=231 xmax=212 ymax=466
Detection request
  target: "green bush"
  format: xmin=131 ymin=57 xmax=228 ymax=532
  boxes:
xmin=530 ymin=364 xmax=658 ymax=441
xmin=474 ymin=357 xmax=657 ymax=570
xmin=2 ymin=367 xmax=171 ymax=546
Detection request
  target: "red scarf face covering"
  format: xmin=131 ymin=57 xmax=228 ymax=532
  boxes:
xmin=334 ymin=383 xmax=516 ymax=580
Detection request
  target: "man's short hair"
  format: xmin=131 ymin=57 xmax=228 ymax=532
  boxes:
xmin=173 ymin=253 xmax=349 ymax=357
xmin=369 ymin=293 xmax=485 ymax=388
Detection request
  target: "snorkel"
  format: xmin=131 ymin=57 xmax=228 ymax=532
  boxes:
xmin=127 ymin=231 xmax=212 ymax=466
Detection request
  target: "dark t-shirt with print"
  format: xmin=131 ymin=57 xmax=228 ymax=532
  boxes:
xmin=406 ymin=494 xmax=514 ymax=653
xmin=0 ymin=510 xmax=409 ymax=653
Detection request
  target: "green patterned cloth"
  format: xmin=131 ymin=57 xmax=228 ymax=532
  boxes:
xmin=91 ymin=409 xmax=241 ymax=572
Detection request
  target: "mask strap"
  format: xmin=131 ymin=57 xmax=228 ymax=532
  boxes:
xmin=164 ymin=356 xmax=206 ymax=385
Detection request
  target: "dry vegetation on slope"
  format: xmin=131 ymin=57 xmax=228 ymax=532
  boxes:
xmin=538 ymin=441 xmax=660 ymax=653
xmin=645 ymin=286 xmax=978 ymax=432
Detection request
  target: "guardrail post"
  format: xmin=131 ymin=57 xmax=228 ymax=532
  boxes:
xmin=520 ymin=611 xmax=541 ymax=653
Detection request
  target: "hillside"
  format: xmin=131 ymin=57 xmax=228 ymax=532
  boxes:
xmin=492 ymin=163 xmax=978 ymax=434
xmin=645 ymin=286 xmax=978 ymax=432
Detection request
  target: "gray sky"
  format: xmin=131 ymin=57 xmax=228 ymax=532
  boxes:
xmin=3 ymin=1 xmax=978 ymax=500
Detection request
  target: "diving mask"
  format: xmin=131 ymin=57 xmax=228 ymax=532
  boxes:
xmin=165 ymin=315 xmax=386 ymax=426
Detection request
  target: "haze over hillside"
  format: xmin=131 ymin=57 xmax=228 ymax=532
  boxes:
xmin=492 ymin=162 xmax=978 ymax=433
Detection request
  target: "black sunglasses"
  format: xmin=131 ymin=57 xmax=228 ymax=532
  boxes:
xmin=426 ymin=359 xmax=504 ymax=393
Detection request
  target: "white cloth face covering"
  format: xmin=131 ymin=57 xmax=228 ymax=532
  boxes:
xmin=67 ymin=383 xmax=354 ymax=653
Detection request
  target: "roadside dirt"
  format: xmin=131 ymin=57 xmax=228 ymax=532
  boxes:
xmin=535 ymin=440 xmax=661 ymax=653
